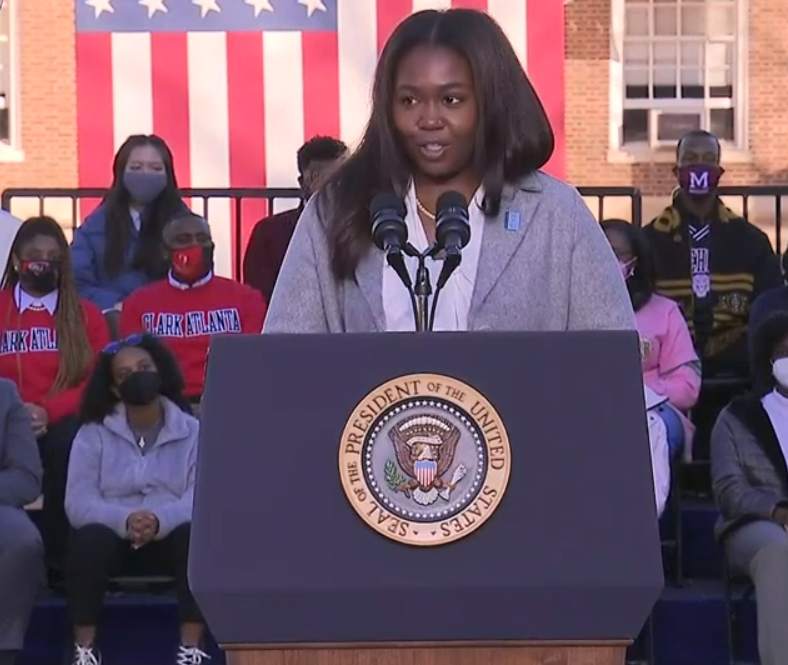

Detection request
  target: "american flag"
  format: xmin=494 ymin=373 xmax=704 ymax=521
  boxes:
xmin=75 ymin=0 xmax=566 ymax=278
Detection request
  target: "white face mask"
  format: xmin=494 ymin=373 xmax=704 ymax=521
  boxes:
xmin=773 ymin=358 xmax=788 ymax=388
xmin=618 ymin=259 xmax=636 ymax=280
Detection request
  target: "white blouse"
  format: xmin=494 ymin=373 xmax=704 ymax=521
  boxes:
xmin=762 ymin=390 xmax=788 ymax=468
xmin=383 ymin=182 xmax=485 ymax=332
xmin=14 ymin=283 xmax=59 ymax=314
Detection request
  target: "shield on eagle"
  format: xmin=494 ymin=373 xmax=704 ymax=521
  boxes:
xmin=414 ymin=459 xmax=437 ymax=487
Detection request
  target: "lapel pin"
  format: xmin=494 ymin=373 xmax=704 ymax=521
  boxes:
xmin=504 ymin=210 xmax=521 ymax=232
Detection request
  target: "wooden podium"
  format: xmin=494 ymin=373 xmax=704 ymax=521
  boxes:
xmin=224 ymin=642 xmax=628 ymax=665
xmin=189 ymin=332 xmax=662 ymax=664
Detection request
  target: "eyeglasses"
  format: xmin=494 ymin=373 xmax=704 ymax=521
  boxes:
xmin=102 ymin=333 xmax=144 ymax=355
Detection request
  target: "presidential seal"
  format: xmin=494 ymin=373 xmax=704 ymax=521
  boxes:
xmin=339 ymin=373 xmax=510 ymax=547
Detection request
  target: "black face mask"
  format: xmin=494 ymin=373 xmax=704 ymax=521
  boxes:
xmin=118 ymin=371 xmax=161 ymax=407
xmin=19 ymin=260 xmax=61 ymax=294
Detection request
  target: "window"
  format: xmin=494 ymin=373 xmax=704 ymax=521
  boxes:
xmin=616 ymin=0 xmax=745 ymax=152
xmin=0 ymin=0 xmax=19 ymax=150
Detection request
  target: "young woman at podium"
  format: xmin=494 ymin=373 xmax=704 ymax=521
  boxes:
xmin=263 ymin=8 xmax=634 ymax=334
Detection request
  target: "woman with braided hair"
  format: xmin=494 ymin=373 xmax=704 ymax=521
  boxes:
xmin=0 ymin=216 xmax=110 ymax=565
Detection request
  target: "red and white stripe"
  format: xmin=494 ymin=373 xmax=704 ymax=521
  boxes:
xmin=76 ymin=0 xmax=565 ymax=278
xmin=416 ymin=461 xmax=437 ymax=488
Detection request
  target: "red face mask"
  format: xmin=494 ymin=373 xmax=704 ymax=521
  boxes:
xmin=171 ymin=245 xmax=211 ymax=283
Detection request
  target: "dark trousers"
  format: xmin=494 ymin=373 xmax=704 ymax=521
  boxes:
xmin=37 ymin=415 xmax=80 ymax=567
xmin=692 ymin=379 xmax=749 ymax=461
xmin=66 ymin=523 xmax=202 ymax=626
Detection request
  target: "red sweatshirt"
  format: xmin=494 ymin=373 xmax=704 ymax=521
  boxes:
xmin=120 ymin=274 xmax=267 ymax=397
xmin=0 ymin=287 xmax=111 ymax=423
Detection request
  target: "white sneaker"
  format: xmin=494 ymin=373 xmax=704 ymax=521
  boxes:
xmin=176 ymin=645 xmax=211 ymax=665
xmin=71 ymin=645 xmax=101 ymax=665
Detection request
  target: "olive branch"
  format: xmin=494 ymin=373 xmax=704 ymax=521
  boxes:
xmin=385 ymin=459 xmax=407 ymax=495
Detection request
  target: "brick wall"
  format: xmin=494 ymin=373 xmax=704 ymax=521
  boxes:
xmin=0 ymin=0 xmax=77 ymax=190
xmin=565 ymin=0 xmax=788 ymax=242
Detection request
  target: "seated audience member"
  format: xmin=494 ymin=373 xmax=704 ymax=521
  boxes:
xmin=0 ymin=378 xmax=44 ymax=665
xmin=711 ymin=311 xmax=788 ymax=665
xmin=750 ymin=252 xmax=788 ymax=332
xmin=0 ymin=217 xmax=110 ymax=565
xmin=643 ymin=130 xmax=781 ymax=379
xmin=243 ymin=136 xmax=348 ymax=303
xmin=64 ymin=334 xmax=207 ymax=665
xmin=602 ymin=219 xmax=700 ymax=459
xmin=0 ymin=209 xmax=22 ymax=271
xmin=71 ymin=134 xmax=187 ymax=333
xmin=120 ymin=213 xmax=266 ymax=404
xmin=645 ymin=384 xmax=671 ymax=518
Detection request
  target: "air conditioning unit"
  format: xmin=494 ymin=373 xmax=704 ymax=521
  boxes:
xmin=650 ymin=110 xmax=703 ymax=149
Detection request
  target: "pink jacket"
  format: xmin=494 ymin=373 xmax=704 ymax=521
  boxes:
xmin=636 ymin=294 xmax=702 ymax=459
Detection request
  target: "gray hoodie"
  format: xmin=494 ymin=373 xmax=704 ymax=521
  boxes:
xmin=0 ymin=378 xmax=42 ymax=508
xmin=64 ymin=397 xmax=199 ymax=539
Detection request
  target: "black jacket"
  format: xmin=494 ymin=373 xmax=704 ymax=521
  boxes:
xmin=643 ymin=198 xmax=781 ymax=378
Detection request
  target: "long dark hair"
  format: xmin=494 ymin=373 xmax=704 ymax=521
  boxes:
xmin=600 ymin=219 xmax=657 ymax=312
xmin=101 ymin=134 xmax=183 ymax=279
xmin=321 ymin=8 xmax=555 ymax=279
xmin=751 ymin=312 xmax=788 ymax=397
xmin=1 ymin=217 xmax=95 ymax=393
xmin=78 ymin=333 xmax=192 ymax=423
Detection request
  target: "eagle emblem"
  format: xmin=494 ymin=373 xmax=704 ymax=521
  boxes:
xmin=385 ymin=414 xmax=468 ymax=507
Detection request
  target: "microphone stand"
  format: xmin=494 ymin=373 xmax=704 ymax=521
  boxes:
xmin=397 ymin=243 xmax=451 ymax=333
xmin=428 ymin=249 xmax=461 ymax=332
xmin=403 ymin=243 xmax=433 ymax=332
xmin=414 ymin=258 xmax=432 ymax=333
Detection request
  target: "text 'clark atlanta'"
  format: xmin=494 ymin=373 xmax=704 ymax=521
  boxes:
xmin=141 ymin=309 xmax=242 ymax=337
xmin=0 ymin=328 xmax=58 ymax=355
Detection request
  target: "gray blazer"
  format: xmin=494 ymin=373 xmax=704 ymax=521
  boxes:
xmin=0 ymin=378 xmax=43 ymax=508
xmin=711 ymin=395 xmax=788 ymax=542
xmin=263 ymin=172 xmax=636 ymax=334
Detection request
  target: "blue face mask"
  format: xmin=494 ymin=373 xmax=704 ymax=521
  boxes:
xmin=123 ymin=170 xmax=168 ymax=204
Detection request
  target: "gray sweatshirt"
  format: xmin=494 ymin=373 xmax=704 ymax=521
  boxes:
xmin=64 ymin=397 xmax=199 ymax=539
xmin=0 ymin=378 xmax=43 ymax=508
xmin=711 ymin=395 xmax=788 ymax=542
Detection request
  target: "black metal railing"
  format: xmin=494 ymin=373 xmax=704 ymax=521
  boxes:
xmin=1 ymin=187 xmax=303 ymax=281
xmin=8 ymin=184 xmax=786 ymax=279
xmin=717 ymin=186 xmax=788 ymax=253
xmin=2 ymin=185 xmax=646 ymax=278
xmin=578 ymin=186 xmax=643 ymax=227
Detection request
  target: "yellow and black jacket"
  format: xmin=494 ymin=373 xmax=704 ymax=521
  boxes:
xmin=643 ymin=197 xmax=782 ymax=378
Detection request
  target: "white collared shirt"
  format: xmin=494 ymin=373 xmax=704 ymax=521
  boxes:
xmin=14 ymin=283 xmax=59 ymax=314
xmin=130 ymin=207 xmax=142 ymax=232
xmin=762 ymin=390 xmax=788 ymax=466
xmin=167 ymin=270 xmax=213 ymax=290
xmin=382 ymin=183 xmax=485 ymax=332
xmin=644 ymin=384 xmax=670 ymax=518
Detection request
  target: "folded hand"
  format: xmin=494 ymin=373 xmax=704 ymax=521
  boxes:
xmin=126 ymin=510 xmax=160 ymax=546
xmin=25 ymin=403 xmax=49 ymax=438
